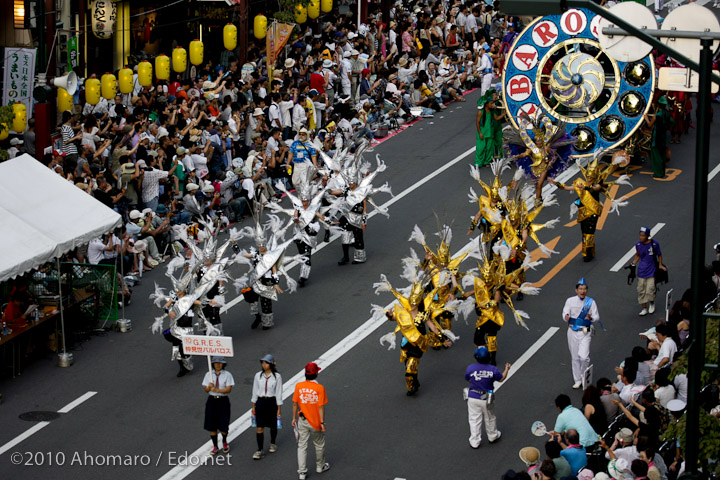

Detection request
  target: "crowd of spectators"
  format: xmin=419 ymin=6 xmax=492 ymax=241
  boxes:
xmin=508 ymin=286 xmax=720 ymax=480
xmin=5 ymin=0 xmax=534 ymax=278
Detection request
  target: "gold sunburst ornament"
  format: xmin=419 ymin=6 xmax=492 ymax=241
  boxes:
xmin=550 ymin=52 xmax=605 ymax=109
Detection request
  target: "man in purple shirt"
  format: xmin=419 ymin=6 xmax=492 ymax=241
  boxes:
xmin=465 ymin=347 xmax=511 ymax=448
xmin=628 ymin=226 xmax=666 ymax=316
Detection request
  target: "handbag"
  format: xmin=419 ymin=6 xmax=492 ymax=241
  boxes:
xmin=655 ymin=267 xmax=669 ymax=286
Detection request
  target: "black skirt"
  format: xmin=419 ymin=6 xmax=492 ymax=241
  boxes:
xmin=204 ymin=396 xmax=231 ymax=432
xmin=255 ymin=397 xmax=278 ymax=428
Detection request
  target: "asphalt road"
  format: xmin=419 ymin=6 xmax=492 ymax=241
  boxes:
xmin=1 ymin=87 xmax=719 ymax=480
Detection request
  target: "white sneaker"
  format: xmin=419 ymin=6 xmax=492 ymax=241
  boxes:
xmin=317 ymin=462 xmax=331 ymax=473
xmin=268 ymin=443 xmax=277 ymax=453
xmin=648 ymin=302 xmax=655 ymax=314
xmin=252 ymin=450 xmax=264 ymax=460
xmin=573 ymin=381 xmax=582 ymax=389
xmin=299 ymin=474 xmax=307 ymax=480
xmin=639 ymin=308 xmax=648 ymax=316
xmin=490 ymin=430 xmax=502 ymax=443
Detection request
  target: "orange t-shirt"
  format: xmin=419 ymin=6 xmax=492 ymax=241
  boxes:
xmin=293 ymin=380 xmax=327 ymax=431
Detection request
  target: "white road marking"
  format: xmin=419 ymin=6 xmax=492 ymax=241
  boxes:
xmin=0 ymin=423 xmax=50 ymax=457
xmin=163 ymin=150 xmax=588 ymax=479
xmin=220 ymin=145 xmax=477 ymax=314
xmin=708 ymin=162 xmax=720 ymax=182
xmin=57 ymin=390 xmax=97 ymax=413
xmin=221 ymin=150 xmax=581 ymax=315
xmin=609 ymin=223 xmax=665 ymax=272
xmin=160 ymin=308 xmax=559 ymax=479
xmin=0 ymin=391 xmax=97 ymax=456
xmin=495 ymin=327 xmax=559 ymax=391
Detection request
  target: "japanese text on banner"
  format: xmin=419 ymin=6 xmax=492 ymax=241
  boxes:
xmin=2 ymin=48 xmax=36 ymax=115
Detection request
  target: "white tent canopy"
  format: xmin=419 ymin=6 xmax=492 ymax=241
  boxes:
xmin=0 ymin=154 xmax=123 ymax=283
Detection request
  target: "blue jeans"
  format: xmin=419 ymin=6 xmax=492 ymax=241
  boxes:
xmin=144 ymin=197 xmax=159 ymax=212
xmin=172 ymin=212 xmax=191 ymax=225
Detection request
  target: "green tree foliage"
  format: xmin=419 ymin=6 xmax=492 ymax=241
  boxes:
xmin=0 ymin=106 xmax=14 ymax=162
xmin=273 ymin=0 xmax=310 ymax=23
xmin=665 ymin=316 xmax=720 ymax=474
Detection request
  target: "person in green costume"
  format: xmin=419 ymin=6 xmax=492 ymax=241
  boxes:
xmin=644 ymin=95 xmax=673 ymax=179
xmin=475 ymin=91 xmax=505 ymax=167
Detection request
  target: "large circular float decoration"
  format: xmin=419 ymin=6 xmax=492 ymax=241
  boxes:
xmin=502 ymin=8 xmax=655 ymax=156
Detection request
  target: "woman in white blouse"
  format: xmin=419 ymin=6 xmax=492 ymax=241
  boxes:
xmin=251 ymin=354 xmax=283 ymax=460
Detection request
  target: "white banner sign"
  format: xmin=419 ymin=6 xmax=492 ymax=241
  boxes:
xmin=3 ymin=47 xmax=36 ymax=113
xmin=182 ymin=335 xmax=234 ymax=357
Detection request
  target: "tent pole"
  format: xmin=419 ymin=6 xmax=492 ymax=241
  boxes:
xmin=57 ymin=257 xmax=72 ymax=367
xmin=117 ymin=239 xmax=131 ymax=332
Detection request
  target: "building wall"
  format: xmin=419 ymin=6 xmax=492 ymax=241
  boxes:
xmin=0 ymin=1 xmax=34 ymax=49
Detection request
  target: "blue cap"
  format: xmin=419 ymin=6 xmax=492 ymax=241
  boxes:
xmin=482 ymin=44 xmax=490 ymax=51
xmin=474 ymin=346 xmax=490 ymax=360
xmin=576 ymin=277 xmax=587 ymax=287
xmin=211 ymin=357 xmax=227 ymax=364
xmin=260 ymin=354 xmax=276 ymax=364
xmin=640 ymin=226 xmax=651 ymax=235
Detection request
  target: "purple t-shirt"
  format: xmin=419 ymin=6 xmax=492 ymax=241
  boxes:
xmin=635 ymin=239 xmax=661 ymax=278
xmin=465 ymin=363 xmax=502 ymax=399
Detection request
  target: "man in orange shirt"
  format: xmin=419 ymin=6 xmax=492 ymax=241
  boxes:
xmin=292 ymin=362 xmax=330 ymax=480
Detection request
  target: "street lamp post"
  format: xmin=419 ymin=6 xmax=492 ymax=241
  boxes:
xmin=500 ymin=1 xmax=718 ymax=476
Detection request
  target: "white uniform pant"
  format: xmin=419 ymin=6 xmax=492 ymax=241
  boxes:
xmin=481 ymin=73 xmax=493 ymax=96
xmin=297 ymin=416 xmax=326 ymax=475
xmin=292 ymin=161 xmax=313 ymax=189
xmin=341 ymin=81 xmax=351 ymax=97
xmin=467 ymin=396 xmax=499 ymax=447
xmin=567 ymin=328 xmax=592 ymax=383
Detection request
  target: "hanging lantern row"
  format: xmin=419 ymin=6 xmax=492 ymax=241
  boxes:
xmin=62 ymin=2 xmax=334 ymax=110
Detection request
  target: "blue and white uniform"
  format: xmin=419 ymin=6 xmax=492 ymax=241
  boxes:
xmin=562 ymin=294 xmax=600 ymax=385
xmin=465 ymin=361 xmax=503 ymax=447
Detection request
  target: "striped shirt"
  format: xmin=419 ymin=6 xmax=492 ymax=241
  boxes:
xmin=61 ymin=124 xmax=78 ymax=155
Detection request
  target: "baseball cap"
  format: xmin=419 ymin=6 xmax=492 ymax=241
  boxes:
xmin=10 ymin=138 xmax=23 ymax=145
xmin=186 ymin=183 xmax=199 ymax=192
xmin=305 ymin=362 xmax=321 ymax=375
xmin=176 ymin=146 xmax=186 ymax=156
xmin=474 ymin=346 xmax=490 ymax=360
xmin=136 ymin=159 xmax=148 ymax=168
xmin=640 ymin=226 xmax=651 ymax=235
xmin=129 ymin=210 xmax=142 ymax=220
